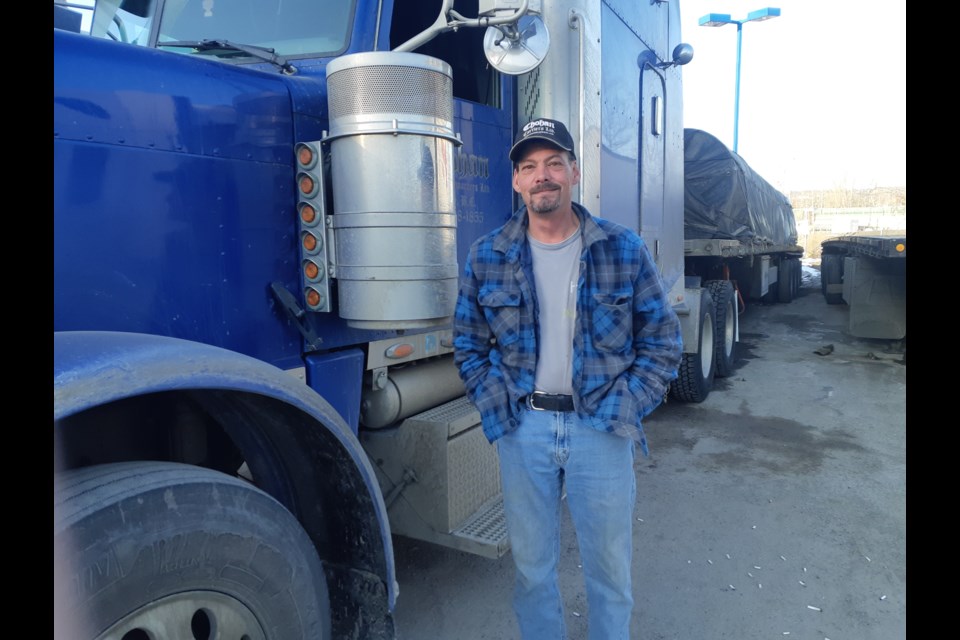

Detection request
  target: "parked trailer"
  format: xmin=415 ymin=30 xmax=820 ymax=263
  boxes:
xmin=820 ymin=234 xmax=906 ymax=340
xmin=672 ymin=128 xmax=804 ymax=402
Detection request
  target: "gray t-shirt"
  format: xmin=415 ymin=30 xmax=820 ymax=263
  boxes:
xmin=528 ymin=227 xmax=582 ymax=394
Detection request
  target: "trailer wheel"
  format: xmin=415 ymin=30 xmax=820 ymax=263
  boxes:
xmin=777 ymin=258 xmax=796 ymax=303
xmin=670 ymin=288 xmax=715 ymax=403
xmin=821 ymin=253 xmax=844 ymax=304
xmin=820 ymin=257 xmax=828 ymax=296
xmin=793 ymin=258 xmax=800 ymax=297
xmin=54 ymin=461 xmax=331 ymax=640
xmin=707 ymin=280 xmax=738 ymax=377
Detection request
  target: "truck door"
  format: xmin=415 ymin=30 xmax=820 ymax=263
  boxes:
xmin=638 ymin=66 xmax=666 ymax=261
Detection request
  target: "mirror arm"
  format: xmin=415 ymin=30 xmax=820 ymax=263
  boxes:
xmin=393 ymin=0 xmax=530 ymax=52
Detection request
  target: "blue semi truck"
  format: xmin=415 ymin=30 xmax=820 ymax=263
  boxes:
xmin=53 ymin=1 xmax=795 ymax=637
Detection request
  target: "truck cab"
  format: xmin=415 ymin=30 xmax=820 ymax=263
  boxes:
xmin=54 ymin=2 xmax=695 ymax=638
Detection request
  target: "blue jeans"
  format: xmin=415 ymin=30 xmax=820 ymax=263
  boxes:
xmin=497 ymin=407 xmax=637 ymax=640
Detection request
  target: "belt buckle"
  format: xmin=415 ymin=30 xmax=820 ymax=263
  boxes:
xmin=526 ymin=392 xmax=547 ymax=411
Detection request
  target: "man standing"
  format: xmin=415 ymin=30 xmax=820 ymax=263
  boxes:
xmin=453 ymin=118 xmax=683 ymax=639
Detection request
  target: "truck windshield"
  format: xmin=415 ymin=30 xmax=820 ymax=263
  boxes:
xmin=54 ymin=0 xmax=355 ymax=59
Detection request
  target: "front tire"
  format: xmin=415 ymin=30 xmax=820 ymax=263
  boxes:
xmin=54 ymin=461 xmax=332 ymax=640
xmin=670 ymin=288 xmax=716 ymax=403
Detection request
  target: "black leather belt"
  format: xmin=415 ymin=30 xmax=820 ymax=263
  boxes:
xmin=525 ymin=392 xmax=575 ymax=412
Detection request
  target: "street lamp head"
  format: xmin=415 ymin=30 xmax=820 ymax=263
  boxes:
xmin=699 ymin=13 xmax=734 ymax=27
xmin=746 ymin=7 xmax=780 ymax=22
xmin=699 ymin=8 xmax=780 ymax=27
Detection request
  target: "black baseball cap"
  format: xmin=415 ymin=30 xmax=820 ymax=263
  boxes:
xmin=509 ymin=118 xmax=576 ymax=162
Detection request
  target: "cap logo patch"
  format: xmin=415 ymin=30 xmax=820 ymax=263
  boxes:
xmin=523 ymin=119 xmax=555 ymax=137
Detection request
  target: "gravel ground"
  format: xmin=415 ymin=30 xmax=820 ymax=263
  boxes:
xmin=391 ymin=269 xmax=906 ymax=640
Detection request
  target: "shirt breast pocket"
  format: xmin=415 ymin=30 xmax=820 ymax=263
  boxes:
xmin=591 ymin=290 xmax=633 ymax=353
xmin=478 ymin=287 xmax=523 ymax=347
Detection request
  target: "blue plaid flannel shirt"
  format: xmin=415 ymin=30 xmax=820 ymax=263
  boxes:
xmin=453 ymin=203 xmax=682 ymax=455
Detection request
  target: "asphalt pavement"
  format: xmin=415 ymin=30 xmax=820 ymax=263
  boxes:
xmin=390 ymin=265 xmax=907 ymax=640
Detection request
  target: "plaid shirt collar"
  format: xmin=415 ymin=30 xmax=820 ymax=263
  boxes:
xmin=493 ymin=202 xmax=609 ymax=260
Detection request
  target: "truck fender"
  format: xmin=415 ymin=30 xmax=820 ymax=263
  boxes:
xmin=54 ymin=330 xmax=399 ymax=626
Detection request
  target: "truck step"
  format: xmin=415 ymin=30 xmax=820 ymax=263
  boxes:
xmin=450 ymin=494 xmax=509 ymax=557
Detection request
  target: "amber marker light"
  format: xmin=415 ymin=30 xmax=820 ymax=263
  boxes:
xmin=299 ymin=173 xmax=316 ymax=196
xmin=304 ymin=261 xmax=320 ymax=280
xmin=385 ymin=343 xmax=415 ymax=359
xmin=297 ymin=144 xmax=315 ymax=168
xmin=302 ymin=232 xmax=318 ymax=252
xmin=299 ymin=203 xmax=317 ymax=225
xmin=305 ymin=288 xmax=322 ymax=307
xmin=895 ymin=243 xmax=905 ymax=253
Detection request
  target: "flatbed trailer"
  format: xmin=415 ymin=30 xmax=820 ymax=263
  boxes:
xmin=680 ymin=128 xmax=805 ymax=308
xmin=684 ymin=238 xmax=804 ymax=303
xmin=822 ymin=235 xmax=907 ymax=260
xmin=670 ymin=129 xmax=806 ymax=404
xmin=685 ymin=238 xmax=804 ymax=260
xmin=820 ymin=234 xmax=906 ymax=340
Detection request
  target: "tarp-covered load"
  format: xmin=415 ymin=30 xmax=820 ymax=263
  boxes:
xmin=684 ymin=128 xmax=798 ymax=245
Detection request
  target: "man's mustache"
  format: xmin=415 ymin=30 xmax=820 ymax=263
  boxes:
xmin=530 ymin=182 xmax=560 ymax=194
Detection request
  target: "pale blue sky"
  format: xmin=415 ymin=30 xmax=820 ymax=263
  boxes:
xmin=679 ymin=0 xmax=906 ymax=192
xmin=67 ymin=1 xmax=906 ymax=193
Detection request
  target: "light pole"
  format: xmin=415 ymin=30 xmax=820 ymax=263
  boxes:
xmin=699 ymin=7 xmax=780 ymax=154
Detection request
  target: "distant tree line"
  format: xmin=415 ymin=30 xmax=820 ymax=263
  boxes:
xmin=787 ymin=186 xmax=906 ymax=210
